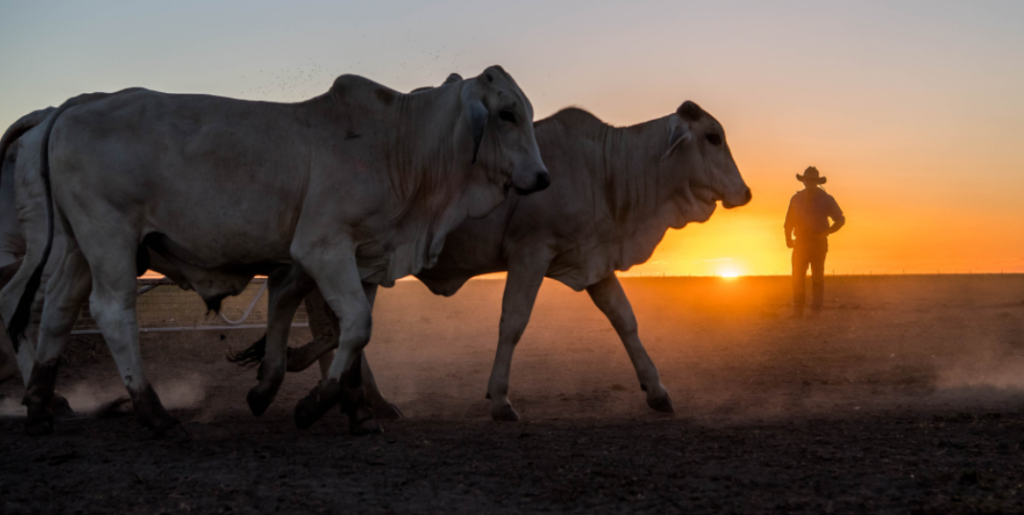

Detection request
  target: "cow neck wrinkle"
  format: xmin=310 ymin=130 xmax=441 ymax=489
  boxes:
xmin=379 ymin=84 xmax=467 ymax=283
xmin=591 ymin=114 xmax=681 ymax=267
xmin=593 ymin=114 xmax=673 ymax=226
xmin=312 ymin=75 xmax=470 ymax=284
xmin=543 ymin=109 xmax=684 ymax=281
xmin=314 ymin=76 xmax=465 ymax=221
xmin=384 ymin=89 xmax=463 ymax=223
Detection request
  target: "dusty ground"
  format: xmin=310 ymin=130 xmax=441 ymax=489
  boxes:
xmin=3 ymin=275 xmax=1024 ymax=514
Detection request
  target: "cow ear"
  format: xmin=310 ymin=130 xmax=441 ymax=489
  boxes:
xmin=661 ymin=120 xmax=691 ymax=162
xmin=461 ymin=88 xmax=489 ymax=164
xmin=677 ymin=101 xmax=704 ymax=121
xmin=444 ymin=73 xmax=463 ymax=85
xmin=468 ymin=101 xmax=488 ymax=164
xmin=462 ymin=78 xmax=492 ymax=164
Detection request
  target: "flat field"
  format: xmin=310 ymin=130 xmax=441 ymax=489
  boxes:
xmin=2 ymin=275 xmax=1024 ymax=514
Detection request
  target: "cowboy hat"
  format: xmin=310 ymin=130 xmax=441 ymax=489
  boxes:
xmin=796 ymin=166 xmax=827 ymax=184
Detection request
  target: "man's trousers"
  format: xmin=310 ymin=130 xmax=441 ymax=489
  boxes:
xmin=792 ymin=238 xmax=828 ymax=313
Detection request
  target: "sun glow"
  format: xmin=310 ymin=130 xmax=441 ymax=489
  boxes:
xmin=719 ymin=269 xmax=741 ymax=279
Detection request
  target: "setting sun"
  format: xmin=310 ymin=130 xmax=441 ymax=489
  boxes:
xmin=719 ymin=269 xmax=741 ymax=279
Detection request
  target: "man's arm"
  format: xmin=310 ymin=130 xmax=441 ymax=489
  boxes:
xmin=827 ymin=198 xmax=845 ymax=235
xmin=828 ymin=218 xmax=845 ymax=235
xmin=784 ymin=199 xmax=796 ymax=248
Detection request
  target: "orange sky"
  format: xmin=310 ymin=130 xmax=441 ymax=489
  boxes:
xmin=2 ymin=2 xmax=1022 ymax=277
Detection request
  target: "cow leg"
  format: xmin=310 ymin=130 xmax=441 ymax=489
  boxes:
xmin=292 ymin=251 xmax=379 ymax=434
xmin=302 ymin=284 xmax=401 ymax=419
xmin=486 ymin=256 xmax=549 ymax=422
xmin=247 ymin=266 xmax=315 ymax=417
xmin=15 ymin=335 xmax=39 ymax=389
xmin=334 ymin=283 xmax=401 ymax=420
xmin=586 ymin=275 xmax=673 ymax=413
xmin=22 ymin=244 xmax=92 ymax=434
xmin=81 ymin=242 xmax=182 ymax=438
xmin=0 ymin=334 xmax=17 ymax=384
xmin=336 ymin=283 xmax=384 ymax=433
xmin=287 ymin=288 xmax=339 ymax=372
xmin=316 ymin=350 xmax=334 ymax=377
xmin=0 ymin=261 xmax=22 ymax=383
xmin=7 ymin=279 xmax=48 ymax=390
xmin=359 ymin=351 xmax=403 ymax=419
xmin=309 ymin=336 xmax=404 ymax=422
xmin=0 ymin=256 xmax=44 ymax=387
xmin=0 ymin=313 xmax=24 ymax=385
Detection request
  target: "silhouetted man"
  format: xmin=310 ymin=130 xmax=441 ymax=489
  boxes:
xmin=785 ymin=167 xmax=845 ymax=317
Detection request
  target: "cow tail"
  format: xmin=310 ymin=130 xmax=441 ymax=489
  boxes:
xmin=0 ymin=108 xmax=56 ymax=192
xmin=226 ymin=334 xmax=268 ymax=368
xmin=6 ymin=96 xmax=99 ymax=346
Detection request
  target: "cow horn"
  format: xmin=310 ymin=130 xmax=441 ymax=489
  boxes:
xmin=468 ymin=99 xmax=488 ymax=164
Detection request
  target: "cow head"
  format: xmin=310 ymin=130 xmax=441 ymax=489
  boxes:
xmin=660 ymin=101 xmax=751 ymax=225
xmin=458 ymin=66 xmax=549 ymax=202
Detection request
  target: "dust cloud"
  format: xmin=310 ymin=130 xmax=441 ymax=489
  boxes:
xmin=0 ymin=394 xmax=24 ymax=417
xmin=156 ymin=373 xmax=208 ymax=410
xmin=4 ymin=275 xmax=1024 ymax=424
xmin=360 ymin=275 xmax=1024 ymax=422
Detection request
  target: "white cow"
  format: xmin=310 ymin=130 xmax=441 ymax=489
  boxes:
xmin=11 ymin=66 xmax=549 ymax=437
xmin=1 ymin=106 xmax=184 ymax=389
xmin=238 ymin=99 xmax=752 ymax=421
xmin=0 ymin=104 xmax=398 ymax=423
xmin=0 ymin=108 xmax=58 ymax=387
xmin=0 ymin=133 xmax=26 ymax=385
xmin=0 ymin=107 xmax=198 ymax=414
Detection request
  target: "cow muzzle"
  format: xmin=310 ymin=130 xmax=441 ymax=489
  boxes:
xmin=513 ymin=169 xmax=551 ymax=195
xmin=723 ymin=187 xmax=752 ymax=209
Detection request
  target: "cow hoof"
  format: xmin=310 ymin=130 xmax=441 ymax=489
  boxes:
xmin=647 ymin=392 xmax=675 ymax=414
xmin=51 ymin=395 xmax=74 ymax=418
xmin=154 ymin=421 xmax=192 ymax=441
xmin=147 ymin=411 xmax=186 ymax=439
xmin=25 ymin=416 xmax=54 ymax=436
xmin=372 ymin=401 xmax=404 ymax=420
xmin=491 ymin=404 xmax=520 ymax=422
xmin=0 ymin=362 xmax=18 ymax=385
xmin=131 ymin=384 xmax=184 ymax=437
xmin=295 ymin=394 xmax=333 ymax=429
xmin=349 ymin=416 xmax=384 ymax=436
xmin=246 ymin=389 xmax=273 ymax=418
xmin=294 ymin=380 xmax=342 ymax=429
xmin=94 ymin=397 xmax=132 ymax=418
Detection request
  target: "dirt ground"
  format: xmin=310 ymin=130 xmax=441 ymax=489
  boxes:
xmin=3 ymin=275 xmax=1024 ymax=514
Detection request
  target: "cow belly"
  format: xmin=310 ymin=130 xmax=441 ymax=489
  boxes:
xmin=145 ymin=247 xmax=263 ymax=311
xmin=547 ymin=250 xmax=611 ymax=292
xmin=49 ymin=90 xmax=309 ymax=268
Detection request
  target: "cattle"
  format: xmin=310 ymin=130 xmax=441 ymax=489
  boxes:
xmin=0 ymin=151 xmax=19 ymax=384
xmin=0 ymin=106 xmax=395 ymax=423
xmin=0 ymin=108 xmax=58 ymax=387
xmin=0 ymin=105 xmax=176 ymax=416
xmin=0 ymin=144 xmax=22 ymax=384
xmin=11 ymin=66 xmax=549 ymax=437
xmin=236 ymin=98 xmax=752 ymax=421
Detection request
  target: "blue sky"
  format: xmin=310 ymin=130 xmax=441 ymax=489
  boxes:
xmin=2 ymin=1 xmax=1023 ymax=274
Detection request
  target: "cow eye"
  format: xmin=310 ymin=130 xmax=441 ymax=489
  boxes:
xmin=499 ymin=110 xmax=517 ymax=124
xmin=705 ymin=134 xmax=722 ymax=146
